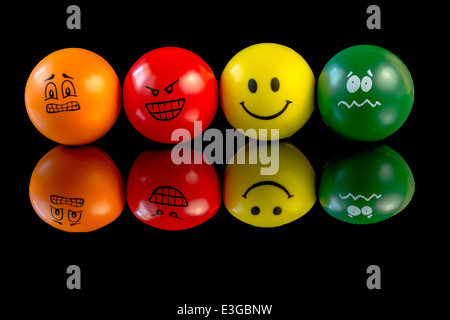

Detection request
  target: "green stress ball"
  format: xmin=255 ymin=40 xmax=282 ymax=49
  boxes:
xmin=317 ymin=45 xmax=414 ymax=141
xmin=319 ymin=145 xmax=414 ymax=224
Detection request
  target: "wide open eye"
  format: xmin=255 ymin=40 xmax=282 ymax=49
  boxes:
xmin=50 ymin=206 xmax=63 ymax=220
xmin=62 ymin=80 xmax=77 ymax=98
xmin=346 ymin=75 xmax=361 ymax=93
xmin=248 ymin=79 xmax=257 ymax=93
xmin=68 ymin=210 xmax=82 ymax=223
xmin=361 ymin=206 xmax=373 ymax=216
xmin=361 ymin=76 xmax=373 ymax=92
xmin=45 ymin=82 xmax=58 ymax=100
xmin=347 ymin=205 xmax=361 ymax=217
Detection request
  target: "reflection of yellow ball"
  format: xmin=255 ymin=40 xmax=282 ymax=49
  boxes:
xmin=220 ymin=43 xmax=315 ymax=140
xmin=223 ymin=142 xmax=316 ymax=227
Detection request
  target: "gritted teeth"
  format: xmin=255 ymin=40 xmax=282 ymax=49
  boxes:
xmin=148 ymin=186 xmax=188 ymax=207
xmin=145 ymin=98 xmax=185 ymax=120
xmin=46 ymin=101 xmax=80 ymax=113
xmin=50 ymin=194 xmax=84 ymax=207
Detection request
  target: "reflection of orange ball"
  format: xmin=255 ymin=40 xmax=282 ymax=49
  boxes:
xmin=29 ymin=145 xmax=125 ymax=232
xmin=25 ymin=48 xmax=121 ymax=145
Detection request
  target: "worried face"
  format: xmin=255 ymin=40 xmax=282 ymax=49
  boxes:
xmin=317 ymin=45 xmax=414 ymax=141
xmin=338 ymin=69 xmax=380 ymax=109
xmin=338 ymin=192 xmax=382 ymax=219
xmin=319 ymin=145 xmax=415 ymax=225
xmin=44 ymin=73 xmax=79 ymax=113
xmin=49 ymin=194 xmax=84 ymax=226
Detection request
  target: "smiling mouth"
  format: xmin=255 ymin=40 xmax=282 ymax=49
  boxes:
xmin=46 ymin=101 xmax=80 ymax=113
xmin=145 ymin=98 xmax=185 ymax=121
xmin=240 ymin=100 xmax=292 ymax=120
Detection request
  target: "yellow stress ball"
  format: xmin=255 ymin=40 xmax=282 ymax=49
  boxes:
xmin=220 ymin=43 xmax=315 ymax=140
xmin=223 ymin=142 xmax=316 ymax=227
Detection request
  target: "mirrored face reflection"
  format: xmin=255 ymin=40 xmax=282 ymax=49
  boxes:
xmin=319 ymin=145 xmax=415 ymax=224
xmin=126 ymin=148 xmax=221 ymax=230
xmin=29 ymin=145 xmax=125 ymax=232
xmin=223 ymin=141 xmax=316 ymax=228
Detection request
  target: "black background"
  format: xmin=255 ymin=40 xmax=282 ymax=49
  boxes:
xmin=6 ymin=0 xmax=444 ymax=317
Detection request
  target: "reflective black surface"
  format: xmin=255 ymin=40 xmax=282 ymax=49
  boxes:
xmin=8 ymin=1 xmax=440 ymax=316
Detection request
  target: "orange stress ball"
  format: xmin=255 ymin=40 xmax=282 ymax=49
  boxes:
xmin=29 ymin=145 xmax=125 ymax=232
xmin=25 ymin=48 xmax=121 ymax=145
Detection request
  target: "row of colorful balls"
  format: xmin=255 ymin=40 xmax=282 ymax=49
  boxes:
xmin=25 ymin=43 xmax=414 ymax=145
xmin=29 ymin=142 xmax=414 ymax=232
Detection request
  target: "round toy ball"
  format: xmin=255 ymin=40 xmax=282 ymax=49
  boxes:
xmin=220 ymin=43 xmax=315 ymax=140
xmin=317 ymin=45 xmax=414 ymax=141
xmin=123 ymin=47 xmax=218 ymax=144
xmin=25 ymin=48 xmax=121 ymax=145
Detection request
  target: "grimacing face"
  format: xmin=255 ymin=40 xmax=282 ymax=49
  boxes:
xmin=319 ymin=145 xmax=415 ymax=224
xmin=317 ymin=45 xmax=414 ymax=141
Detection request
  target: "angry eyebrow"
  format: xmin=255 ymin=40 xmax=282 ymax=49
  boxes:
xmin=62 ymin=73 xmax=74 ymax=79
xmin=44 ymin=74 xmax=55 ymax=82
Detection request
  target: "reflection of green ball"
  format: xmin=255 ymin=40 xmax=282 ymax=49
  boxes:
xmin=319 ymin=145 xmax=415 ymax=224
xmin=317 ymin=45 xmax=414 ymax=141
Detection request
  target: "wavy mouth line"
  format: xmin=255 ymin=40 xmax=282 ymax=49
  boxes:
xmin=240 ymin=100 xmax=292 ymax=120
xmin=339 ymin=193 xmax=382 ymax=201
xmin=338 ymin=99 xmax=381 ymax=109
xmin=46 ymin=101 xmax=80 ymax=113
xmin=145 ymin=98 xmax=185 ymax=121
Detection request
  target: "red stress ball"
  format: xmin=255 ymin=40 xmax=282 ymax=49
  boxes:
xmin=123 ymin=47 xmax=218 ymax=144
xmin=126 ymin=148 xmax=221 ymax=230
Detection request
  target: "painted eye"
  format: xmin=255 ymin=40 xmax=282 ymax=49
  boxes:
xmin=346 ymin=75 xmax=361 ymax=93
xmin=361 ymin=206 xmax=373 ymax=216
xmin=145 ymin=86 xmax=159 ymax=97
xmin=248 ymin=79 xmax=257 ymax=93
xmin=361 ymin=76 xmax=373 ymax=92
xmin=45 ymin=82 xmax=58 ymax=100
xmin=251 ymin=206 xmax=260 ymax=215
xmin=347 ymin=205 xmax=361 ymax=216
xmin=270 ymin=77 xmax=280 ymax=92
xmin=62 ymin=80 xmax=77 ymax=98
xmin=50 ymin=206 xmax=63 ymax=220
xmin=273 ymin=206 xmax=282 ymax=215
xmin=151 ymin=209 xmax=164 ymax=216
xmin=169 ymin=212 xmax=184 ymax=220
xmin=68 ymin=210 xmax=82 ymax=223
xmin=164 ymin=79 xmax=179 ymax=94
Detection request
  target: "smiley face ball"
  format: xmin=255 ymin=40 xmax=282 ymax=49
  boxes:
xmin=25 ymin=48 xmax=121 ymax=145
xmin=223 ymin=142 xmax=316 ymax=227
xmin=317 ymin=45 xmax=414 ymax=141
xmin=220 ymin=43 xmax=315 ymax=140
xmin=123 ymin=47 xmax=218 ymax=144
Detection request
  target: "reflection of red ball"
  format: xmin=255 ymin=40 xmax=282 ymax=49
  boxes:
xmin=123 ymin=47 xmax=218 ymax=144
xmin=126 ymin=149 xmax=221 ymax=230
